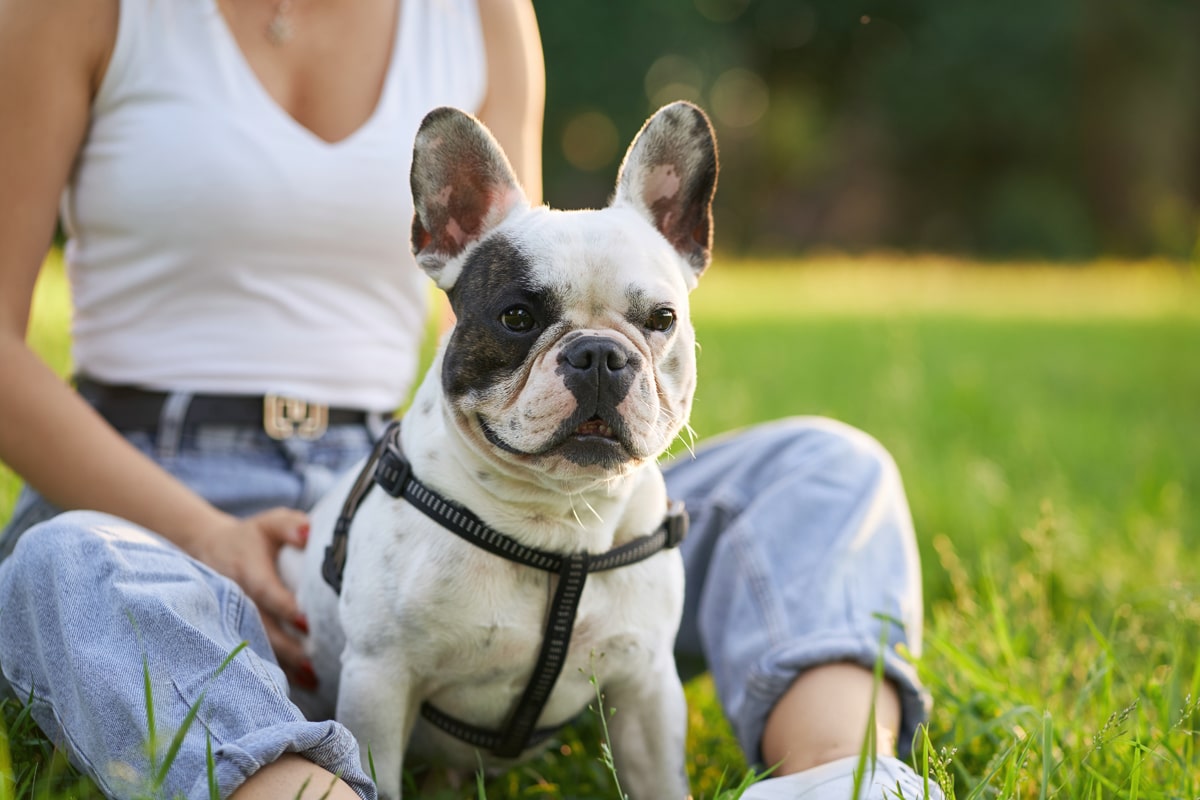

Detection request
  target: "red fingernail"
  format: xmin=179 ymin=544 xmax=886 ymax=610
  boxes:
xmin=292 ymin=614 xmax=309 ymax=635
xmin=295 ymin=662 xmax=319 ymax=691
xmin=297 ymin=524 xmax=310 ymax=545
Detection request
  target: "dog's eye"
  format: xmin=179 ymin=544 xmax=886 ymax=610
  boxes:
xmin=499 ymin=306 xmax=536 ymax=333
xmin=645 ymin=307 xmax=676 ymax=333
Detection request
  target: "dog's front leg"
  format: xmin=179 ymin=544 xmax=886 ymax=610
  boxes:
xmin=337 ymin=652 xmax=420 ymax=800
xmin=602 ymin=651 xmax=691 ymax=800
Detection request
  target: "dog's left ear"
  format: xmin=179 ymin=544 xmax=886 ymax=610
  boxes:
xmin=613 ymin=102 xmax=719 ymax=287
xmin=410 ymin=107 xmax=529 ymax=289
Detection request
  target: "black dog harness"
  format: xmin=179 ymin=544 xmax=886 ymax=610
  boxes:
xmin=322 ymin=420 xmax=688 ymax=758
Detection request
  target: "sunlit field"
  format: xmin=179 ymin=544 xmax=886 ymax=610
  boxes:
xmin=2 ymin=254 xmax=1198 ymax=798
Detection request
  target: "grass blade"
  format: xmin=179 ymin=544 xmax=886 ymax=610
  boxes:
xmin=206 ymin=734 xmax=219 ymax=800
xmin=153 ymin=641 xmax=249 ymax=788
xmin=0 ymin=710 xmax=13 ymax=800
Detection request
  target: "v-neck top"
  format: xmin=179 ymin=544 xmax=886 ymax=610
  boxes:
xmin=61 ymin=0 xmax=486 ymax=410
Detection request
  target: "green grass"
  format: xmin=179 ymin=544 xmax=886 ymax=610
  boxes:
xmin=3 ymin=253 xmax=1199 ymax=798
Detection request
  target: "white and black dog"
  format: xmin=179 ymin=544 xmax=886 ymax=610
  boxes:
xmin=279 ymin=101 xmax=718 ymax=799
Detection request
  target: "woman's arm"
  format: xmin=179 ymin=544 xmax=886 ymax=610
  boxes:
xmin=0 ymin=0 xmax=308 ymax=669
xmin=431 ymin=0 xmax=544 ymax=334
xmin=476 ymin=0 xmax=545 ymax=204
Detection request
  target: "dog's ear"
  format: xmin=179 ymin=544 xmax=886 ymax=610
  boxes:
xmin=612 ymin=101 xmax=718 ymax=286
xmin=410 ymin=107 xmax=528 ymax=289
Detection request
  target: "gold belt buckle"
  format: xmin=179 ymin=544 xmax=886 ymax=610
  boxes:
xmin=263 ymin=394 xmax=329 ymax=440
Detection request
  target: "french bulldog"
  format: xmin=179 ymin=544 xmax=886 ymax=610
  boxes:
xmin=279 ymin=100 xmax=718 ymax=800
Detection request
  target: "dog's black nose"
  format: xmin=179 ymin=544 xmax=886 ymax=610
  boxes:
xmin=562 ymin=336 xmax=629 ymax=373
xmin=557 ymin=335 xmax=639 ymax=409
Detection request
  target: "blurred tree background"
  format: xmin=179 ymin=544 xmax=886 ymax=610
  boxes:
xmin=533 ymin=0 xmax=1200 ymax=261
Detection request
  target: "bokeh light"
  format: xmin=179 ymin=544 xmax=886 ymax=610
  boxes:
xmin=694 ymin=0 xmax=750 ymax=24
xmin=710 ymin=68 xmax=769 ymax=130
xmin=561 ymin=110 xmax=620 ymax=172
xmin=644 ymin=54 xmax=705 ymax=109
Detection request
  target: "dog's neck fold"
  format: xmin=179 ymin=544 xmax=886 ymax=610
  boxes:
xmin=400 ymin=376 xmax=669 ymax=556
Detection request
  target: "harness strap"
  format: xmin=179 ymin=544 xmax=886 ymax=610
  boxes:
xmin=321 ymin=426 xmax=395 ymax=594
xmin=494 ymin=550 xmax=589 ymax=757
xmin=321 ymin=419 xmax=688 ymax=757
xmin=417 ymin=702 xmax=561 ymax=753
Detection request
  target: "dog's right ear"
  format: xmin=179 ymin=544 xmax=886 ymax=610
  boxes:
xmin=410 ymin=107 xmax=528 ymax=289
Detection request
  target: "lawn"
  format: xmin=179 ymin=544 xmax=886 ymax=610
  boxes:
xmin=2 ymin=254 xmax=1198 ymax=798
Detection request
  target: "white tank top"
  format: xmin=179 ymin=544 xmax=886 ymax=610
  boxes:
xmin=61 ymin=0 xmax=486 ymax=411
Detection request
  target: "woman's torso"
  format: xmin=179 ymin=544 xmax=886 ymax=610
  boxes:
xmin=62 ymin=0 xmax=487 ymax=411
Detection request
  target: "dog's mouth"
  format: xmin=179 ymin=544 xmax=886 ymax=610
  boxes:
xmin=478 ymin=412 xmax=636 ymax=468
xmin=572 ymin=416 xmax=616 ymax=440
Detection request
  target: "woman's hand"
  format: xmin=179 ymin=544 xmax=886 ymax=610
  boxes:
xmin=189 ymin=508 xmax=315 ymax=685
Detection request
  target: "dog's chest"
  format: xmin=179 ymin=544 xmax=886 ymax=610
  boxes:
xmin=399 ymin=550 xmax=666 ymax=683
xmin=401 ymin=551 xmax=681 ymax=765
xmin=346 ymin=506 xmax=682 ymax=735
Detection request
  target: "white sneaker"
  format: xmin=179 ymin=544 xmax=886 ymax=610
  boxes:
xmin=737 ymin=755 xmax=945 ymax=799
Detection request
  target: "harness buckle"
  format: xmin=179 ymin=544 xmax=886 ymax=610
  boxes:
xmin=374 ymin=446 xmax=411 ymax=497
xmin=664 ymin=501 xmax=688 ymax=548
xmin=321 ymin=544 xmax=344 ymax=594
xmin=263 ymin=394 xmax=329 ymax=440
xmin=321 ymin=519 xmax=351 ymax=594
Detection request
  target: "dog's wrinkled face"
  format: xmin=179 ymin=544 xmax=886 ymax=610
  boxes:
xmin=441 ymin=210 xmax=696 ymax=472
xmin=410 ymin=103 xmax=718 ymax=478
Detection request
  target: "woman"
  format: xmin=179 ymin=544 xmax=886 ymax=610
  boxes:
xmin=0 ymin=1 xmax=939 ymax=798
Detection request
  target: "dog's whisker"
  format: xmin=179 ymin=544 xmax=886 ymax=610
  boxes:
xmin=567 ymin=494 xmax=586 ymax=528
xmin=579 ymin=495 xmax=601 ymax=524
xmin=681 ymin=423 xmax=698 ymax=458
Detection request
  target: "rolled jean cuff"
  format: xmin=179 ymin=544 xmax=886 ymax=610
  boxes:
xmin=192 ymin=719 xmax=377 ymax=800
xmin=739 ymin=636 xmax=931 ymax=764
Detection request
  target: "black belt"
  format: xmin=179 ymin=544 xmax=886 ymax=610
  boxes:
xmin=77 ymin=377 xmax=373 ymax=441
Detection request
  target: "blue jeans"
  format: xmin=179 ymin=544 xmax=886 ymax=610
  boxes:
xmin=0 ymin=405 xmax=927 ymax=799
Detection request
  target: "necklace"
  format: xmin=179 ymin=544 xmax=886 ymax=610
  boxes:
xmin=265 ymin=0 xmax=294 ymax=45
